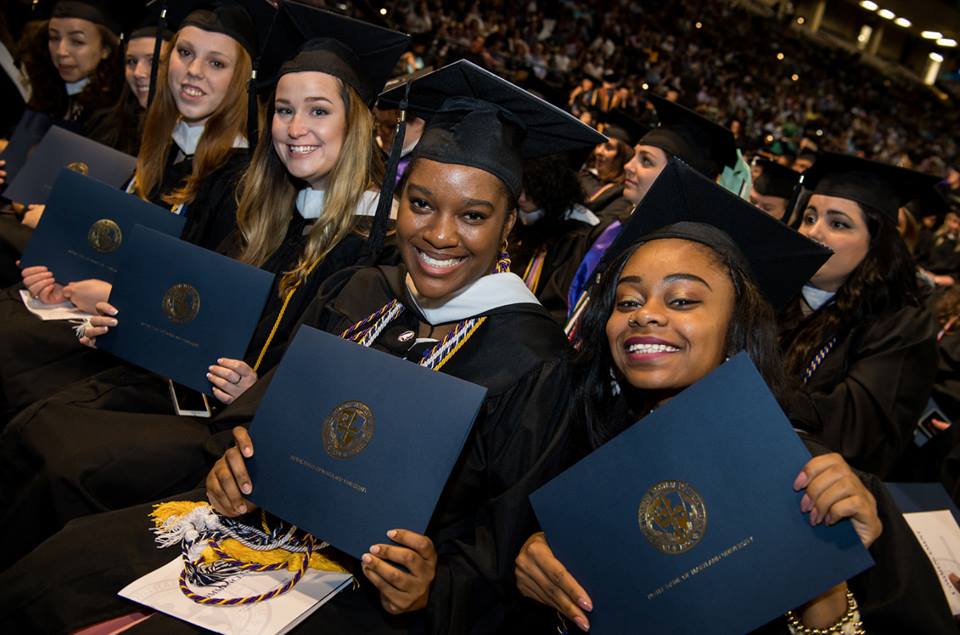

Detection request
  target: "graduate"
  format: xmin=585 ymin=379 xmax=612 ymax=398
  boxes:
xmin=25 ymin=0 xmax=124 ymax=130
xmin=577 ymin=123 xmax=635 ymax=223
xmin=509 ymin=153 xmax=600 ymax=324
xmin=749 ymin=157 xmax=800 ymax=220
xmin=84 ymin=9 xmax=173 ymax=155
xmin=513 ymin=159 xmax=956 ymax=633
xmin=566 ymin=95 xmax=738 ymax=335
xmin=0 ymin=0 xmax=409 ymax=567
xmin=0 ymin=0 xmax=265 ymax=423
xmin=0 ymin=58 xmax=603 ymax=634
xmin=779 ymin=153 xmax=942 ymax=478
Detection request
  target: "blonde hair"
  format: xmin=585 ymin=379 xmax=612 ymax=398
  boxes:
xmin=132 ymin=29 xmax=252 ymax=207
xmin=934 ymin=212 xmax=960 ymax=253
xmin=236 ymin=79 xmax=382 ymax=296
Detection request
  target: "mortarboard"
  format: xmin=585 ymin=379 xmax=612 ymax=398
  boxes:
xmin=601 ymin=109 xmax=649 ymax=148
xmin=800 ymin=152 xmax=942 ymax=224
xmin=639 ymin=95 xmax=737 ymax=180
xmin=601 ymin=157 xmax=830 ymax=309
xmin=37 ymin=0 xmax=133 ymax=37
xmin=256 ymin=1 xmax=410 ymax=106
xmin=178 ymin=0 xmax=265 ymax=57
xmin=752 ymin=158 xmax=800 ymax=200
xmin=906 ymin=188 xmax=951 ymax=220
xmin=378 ymin=59 xmax=606 ymax=199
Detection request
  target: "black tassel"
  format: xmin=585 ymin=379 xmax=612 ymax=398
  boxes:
xmin=147 ymin=4 xmax=168 ymax=109
xmin=361 ymin=81 xmax=412 ymax=265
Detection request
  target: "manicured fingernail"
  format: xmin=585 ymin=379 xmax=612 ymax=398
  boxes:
xmin=237 ymin=504 xmax=246 ymax=513
xmin=809 ymin=509 xmax=819 ymax=526
xmin=800 ymin=494 xmax=812 ymax=512
xmin=575 ymin=616 xmax=590 ymax=631
xmin=370 ymin=545 xmax=380 ymax=554
xmin=209 ymin=365 xmax=215 ymax=371
xmin=387 ymin=529 xmax=397 ymax=538
xmin=108 ymin=319 xmax=117 ymax=326
xmin=241 ymin=483 xmax=252 ymax=494
xmin=579 ymin=597 xmax=593 ymax=611
xmin=218 ymin=358 xmax=225 ymax=364
xmin=206 ymin=373 xmax=213 ymax=379
xmin=793 ymin=471 xmax=808 ymax=490
xmin=109 ymin=307 xmax=118 ymax=315
xmin=825 ymin=513 xmax=833 ymax=525
xmin=242 ymin=446 xmax=253 ymax=457
xmin=361 ymin=553 xmax=372 ymax=564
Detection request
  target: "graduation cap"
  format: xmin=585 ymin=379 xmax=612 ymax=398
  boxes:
xmin=178 ymin=0 xmax=267 ymax=57
xmin=256 ymin=1 xmax=411 ymax=105
xmin=640 ymin=95 xmax=737 ymax=180
xmin=601 ymin=110 xmax=649 ymax=148
xmin=378 ymin=59 xmax=607 ymax=199
xmin=905 ymin=188 xmax=951 ymax=221
xmin=600 ymin=157 xmax=830 ymax=309
xmin=129 ymin=1 xmax=180 ymax=41
xmin=34 ymin=0 xmax=135 ymax=37
xmin=752 ymin=158 xmax=800 ymax=200
xmin=799 ymin=152 xmax=942 ymax=224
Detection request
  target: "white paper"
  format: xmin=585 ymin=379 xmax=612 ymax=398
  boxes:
xmin=19 ymin=290 xmax=94 ymax=321
xmin=903 ymin=510 xmax=960 ymax=616
xmin=119 ymin=558 xmax=354 ymax=635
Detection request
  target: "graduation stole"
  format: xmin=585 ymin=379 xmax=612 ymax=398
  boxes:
xmin=339 ymin=251 xmax=512 ymax=372
xmin=521 ymin=247 xmax=548 ymax=294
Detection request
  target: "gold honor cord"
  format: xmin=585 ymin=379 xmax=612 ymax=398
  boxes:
xmin=252 ymin=257 xmax=325 ymax=373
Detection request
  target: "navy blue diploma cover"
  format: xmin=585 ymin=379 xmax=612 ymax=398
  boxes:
xmin=246 ymin=326 xmax=488 ymax=559
xmin=20 ymin=169 xmax=185 ymax=283
xmin=3 ymin=125 xmax=136 ymax=204
xmin=530 ymin=353 xmax=875 ymax=634
xmin=96 ymin=226 xmax=273 ymax=394
xmin=0 ymin=110 xmax=52 ymax=195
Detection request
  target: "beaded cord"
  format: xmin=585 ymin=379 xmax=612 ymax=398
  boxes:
xmin=803 ymin=337 xmax=837 ymax=384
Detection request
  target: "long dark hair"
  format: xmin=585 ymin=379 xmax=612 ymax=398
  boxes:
xmin=570 ymin=232 xmax=788 ymax=450
xmin=510 ymin=155 xmax=585 ymax=269
xmin=25 ymin=20 xmax=122 ymax=122
xmin=780 ymin=202 xmax=920 ymax=377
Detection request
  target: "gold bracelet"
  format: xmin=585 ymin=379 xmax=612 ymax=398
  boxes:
xmin=785 ymin=589 xmax=865 ymax=635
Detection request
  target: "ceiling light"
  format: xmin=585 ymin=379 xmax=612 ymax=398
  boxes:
xmin=859 ymin=1 xmax=878 ymax=10
xmin=894 ymin=17 xmax=911 ymax=27
xmin=796 ymin=16 xmax=806 ymax=25
xmin=930 ymin=52 xmax=945 ymax=62
xmin=938 ymin=38 xmax=957 ymax=47
xmin=922 ymin=31 xmax=942 ymax=39
xmin=877 ymin=9 xmax=895 ymax=20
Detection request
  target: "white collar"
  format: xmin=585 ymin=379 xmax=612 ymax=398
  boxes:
xmin=404 ymin=271 xmax=540 ymax=325
xmin=564 ymin=203 xmax=600 ymax=226
xmin=65 ymin=78 xmax=89 ymax=96
xmin=171 ymin=120 xmax=248 ymax=155
xmin=801 ymin=284 xmax=836 ymax=312
xmin=296 ymin=189 xmax=390 ymax=220
xmin=518 ymin=208 xmax=545 ymax=225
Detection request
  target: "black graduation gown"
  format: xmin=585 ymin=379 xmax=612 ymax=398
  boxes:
xmin=0 ymin=265 xmax=571 ymax=635
xmin=795 ymin=304 xmax=939 ymax=478
xmin=0 ymin=215 xmax=375 ymax=568
xmin=922 ymin=235 xmax=960 ymax=277
xmin=509 ymin=216 xmax=599 ymax=325
xmin=577 ymin=171 xmax=633 ymax=223
xmin=0 ymin=149 xmax=250 ymax=424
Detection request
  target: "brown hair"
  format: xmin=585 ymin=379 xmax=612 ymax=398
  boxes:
xmin=25 ymin=20 xmax=121 ymax=120
xmin=235 ymin=78 xmax=382 ymax=296
xmin=132 ymin=29 xmax=251 ymax=207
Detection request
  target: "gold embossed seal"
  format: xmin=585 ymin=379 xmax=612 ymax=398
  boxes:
xmin=322 ymin=401 xmax=375 ymax=459
xmin=87 ymin=219 xmax=122 ymax=253
xmin=638 ymin=480 xmax=707 ymax=554
xmin=162 ymin=283 xmax=201 ymax=324
xmin=66 ymin=161 xmax=89 ymax=175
